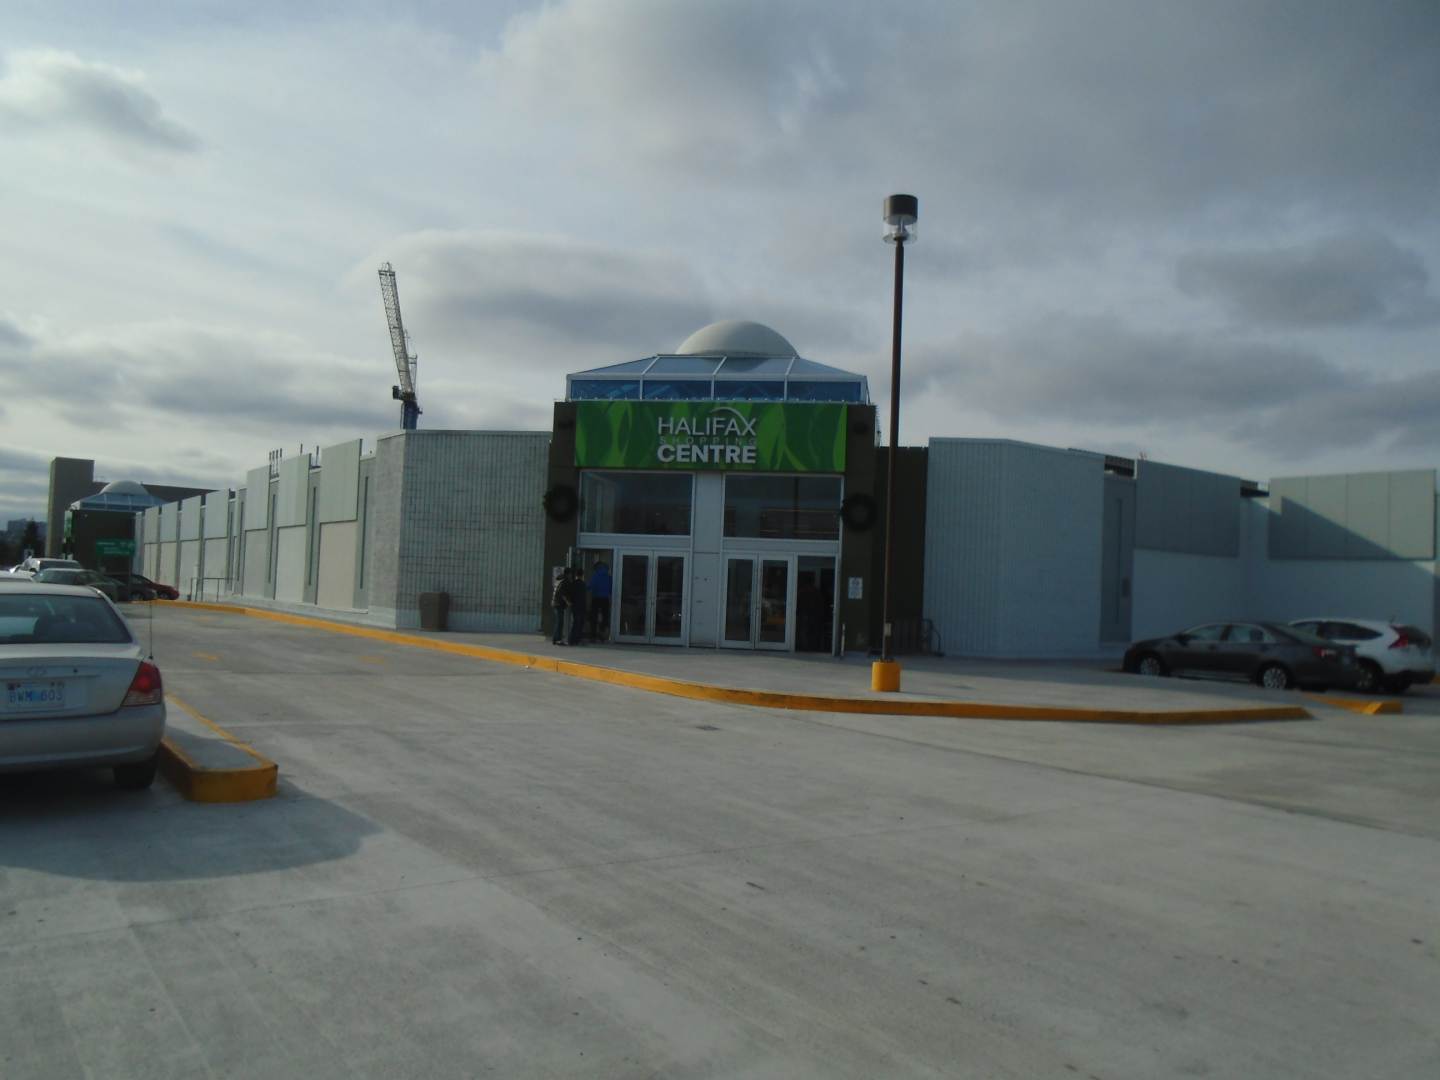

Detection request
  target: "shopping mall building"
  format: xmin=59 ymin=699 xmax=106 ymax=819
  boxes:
xmin=127 ymin=319 xmax=1440 ymax=659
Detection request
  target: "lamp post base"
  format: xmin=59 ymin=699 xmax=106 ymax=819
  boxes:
xmin=871 ymin=660 xmax=902 ymax=693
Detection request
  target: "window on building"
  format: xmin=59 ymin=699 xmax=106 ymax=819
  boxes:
xmin=570 ymin=379 xmax=641 ymax=400
xmin=642 ymin=379 xmax=712 ymax=401
xmin=714 ymin=380 xmax=785 ymax=401
xmin=580 ymin=472 xmax=693 ymax=535
xmin=786 ymin=380 xmax=863 ymax=403
xmin=724 ymin=476 xmax=841 ymax=540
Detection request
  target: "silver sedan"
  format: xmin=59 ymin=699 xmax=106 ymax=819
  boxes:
xmin=0 ymin=582 xmax=166 ymax=788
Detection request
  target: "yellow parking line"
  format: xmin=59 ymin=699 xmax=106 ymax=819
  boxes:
xmin=192 ymin=651 xmax=220 ymax=662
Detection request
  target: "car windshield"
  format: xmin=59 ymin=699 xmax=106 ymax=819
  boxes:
xmin=0 ymin=594 xmax=133 ymax=644
xmin=35 ymin=569 xmax=85 ymax=584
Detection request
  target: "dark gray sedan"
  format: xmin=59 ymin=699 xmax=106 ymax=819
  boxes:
xmin=1123 ymin=621 xmax=1360 ymax=691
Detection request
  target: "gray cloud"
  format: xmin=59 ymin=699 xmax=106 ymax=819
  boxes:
xmin=0 ymin=322 xmax=391 ymax=438
xmin=0 ymin=316 xmax=33 ymax=351
xmin=381 ymin=230 xmax=713 ymax=366
xmin=1177 ymin=233 xmax=1440 ymax=328
xmin=0 ymin=447 xmax=50 ymax=471
xmin=483 ymin=1 xmax=1440 ymax=220
xmin=0 ymin=49 xmax=200 ymax=153
xmin=909 ymin=314 xmax=1440 ymax=459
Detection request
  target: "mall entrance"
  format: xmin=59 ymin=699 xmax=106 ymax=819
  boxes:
xmin=721 ymin=553 xmax=835 ymax=652
xmin=613 ymin=550 xmax=687 ymax=644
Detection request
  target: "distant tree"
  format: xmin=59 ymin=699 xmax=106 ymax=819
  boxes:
xmin=21 ymin=519 xmax=40 ymax=555
xmin=0 ymin=534 xmax=13 ymax=566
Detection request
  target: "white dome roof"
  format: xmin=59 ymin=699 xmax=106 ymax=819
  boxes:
xmin=99 ymin=480 xmax=149 ymax=496
xmin=675 ymin=320 xmax=797 ymax=358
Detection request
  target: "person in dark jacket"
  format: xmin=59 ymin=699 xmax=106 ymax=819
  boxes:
xmin=551 ymin=568 xmax=571 ymax=645
xmin=566 ymin=567 xmax=588 ymax=645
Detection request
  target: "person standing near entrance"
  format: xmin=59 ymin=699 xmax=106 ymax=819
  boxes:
xmin=566 ymin=567 xmax=588 ymax=646
xmin=587 ymin=561 xmax=612 ymax=642
xmin=551 ymin=568 xmax=571 ymax=645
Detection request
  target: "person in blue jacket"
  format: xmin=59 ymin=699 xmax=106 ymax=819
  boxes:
xmin=587 ymin=561 xmax=612 ymax=642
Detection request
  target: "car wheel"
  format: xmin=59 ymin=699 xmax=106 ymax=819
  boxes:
xmin=114 ymin=752 xmax=159 ymax=790
xmin=1136 ymin=653 xmax=1166 ymax=677
xmin=1352 ymin=660 xmax=1383 ymax=694
xmin=1257 ymin=663 xmax=1293 ymax=691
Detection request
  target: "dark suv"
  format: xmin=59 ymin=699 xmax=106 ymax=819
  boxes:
xmin=106 ymin=571 xmax=179 ymax=601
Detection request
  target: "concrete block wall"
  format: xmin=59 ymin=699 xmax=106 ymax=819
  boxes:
xmin=387 ymin=431 xmax=550 ymax=632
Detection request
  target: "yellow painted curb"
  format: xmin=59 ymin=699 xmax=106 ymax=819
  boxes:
xmin=159 ymin=692 xmax=278 ymax=803
xmin=167 ymin=601 xmax=1311 ymax=726
xmin=1303 ymin=693 xmax=1403 ymax=716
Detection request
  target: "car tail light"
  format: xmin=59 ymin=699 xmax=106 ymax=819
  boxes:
xmin=1311 ymin=646 xmax=1337 ymax=661
xmin=1389 ymin=627 xmax=1410 ymax=650
xmin=123 ymin=661 xmax=163 ymax=707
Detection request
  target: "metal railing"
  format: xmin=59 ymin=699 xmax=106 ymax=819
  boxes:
xmin=189 ymin=576 xmax=234 ymax=602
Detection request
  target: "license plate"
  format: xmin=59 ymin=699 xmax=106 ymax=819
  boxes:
xmin=5 ymin=681 xmax=66 ymax=710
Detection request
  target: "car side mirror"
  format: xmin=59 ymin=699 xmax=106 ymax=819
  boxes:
xmin=1175 ymin=634 xmax=1191 ymax=645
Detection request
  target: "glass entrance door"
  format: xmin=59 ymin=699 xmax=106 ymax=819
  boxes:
xmin=721 ymin=554 xmax=793 ymax=650
xmin=615 ymin=551 xmax=687 ymax=645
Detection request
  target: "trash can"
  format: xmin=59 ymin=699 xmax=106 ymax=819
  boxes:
xmin=418 ymin=591 xmax=449 ymax=631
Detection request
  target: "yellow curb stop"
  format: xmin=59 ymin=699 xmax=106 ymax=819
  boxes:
xmin=159 ymin=692 xmax=278 ymax=803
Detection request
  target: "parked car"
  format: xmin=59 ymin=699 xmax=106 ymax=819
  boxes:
xmin=33 ymin=568 xmax=126 ymax=601
xmin=0 ymin=581 xmax=166 ymax=788
xmin=16 ymin=557 xmax=82 ymax=576
xmin=1123 ymin=621 xmax=1359 ymax=691
xmin=1288 ymin=618 xmax=1435 ymax=694
xmin=107 ymin=571 xmax=177 ymax=601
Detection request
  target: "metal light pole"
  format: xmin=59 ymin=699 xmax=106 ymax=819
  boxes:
xmin=873 ymin=194 xmax=917 ymax=693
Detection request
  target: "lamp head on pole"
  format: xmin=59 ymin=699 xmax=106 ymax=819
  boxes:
xmin=883 ymin=193 xmax=918 ymax=244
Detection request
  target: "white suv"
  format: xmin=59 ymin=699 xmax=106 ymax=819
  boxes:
xmin=16 ymin=557 xmax=82 ymax=577
xmin=1289 ymin=618 xmax=1435 ymax=694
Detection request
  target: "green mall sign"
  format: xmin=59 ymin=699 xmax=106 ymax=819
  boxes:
xmin=575 ymin=401 xmax=846 ymax=472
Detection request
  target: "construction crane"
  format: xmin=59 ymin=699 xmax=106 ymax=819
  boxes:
xmin=378 ymin=262 xmax=421 ymax=430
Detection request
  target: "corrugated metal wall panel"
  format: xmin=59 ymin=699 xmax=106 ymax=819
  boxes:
xmin=994 ymin=443 xmax=1104 ymax=656
xmin=924 ymin=440 xmax=1008 ymax=656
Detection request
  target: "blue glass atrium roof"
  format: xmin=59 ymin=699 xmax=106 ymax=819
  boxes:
xmin=567 ymin=353 xmax=869 ymax=404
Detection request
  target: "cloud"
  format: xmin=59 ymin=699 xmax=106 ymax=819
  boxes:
xmin=0 ymin=49 xmax=200 ymax=154
xmin=479 ymin=1 xmax=1440 ymax=222
xmin=481 ymin=0 xmax=860 ymax=176
xmin=1177 ymin=233 xmax=1440 ymax=328
xmin=0 ymin=316 xmax=33 ymax=351
xmin=909 ymin=314 xmax=1440 ymax=460
xmin=0 ymin=320 xmax=391 ymax=437
xmin=376 ymin=229 xmax=714 ymax=365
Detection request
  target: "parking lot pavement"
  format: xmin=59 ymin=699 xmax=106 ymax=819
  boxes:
xmin=2 ymin=607 xmax=1437 ymax=1078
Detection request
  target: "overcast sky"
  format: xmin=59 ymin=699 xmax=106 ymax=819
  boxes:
xmin=2 ymin=0 xmax=1437 ymax=519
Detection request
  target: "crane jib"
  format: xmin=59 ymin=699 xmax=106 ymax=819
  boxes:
xmin=378 ymin=264 xmax=421 ymax=428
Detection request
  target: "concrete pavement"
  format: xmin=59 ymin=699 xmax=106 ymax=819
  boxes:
xmin=1 ymin=605 xmax=1437 ymax=1078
